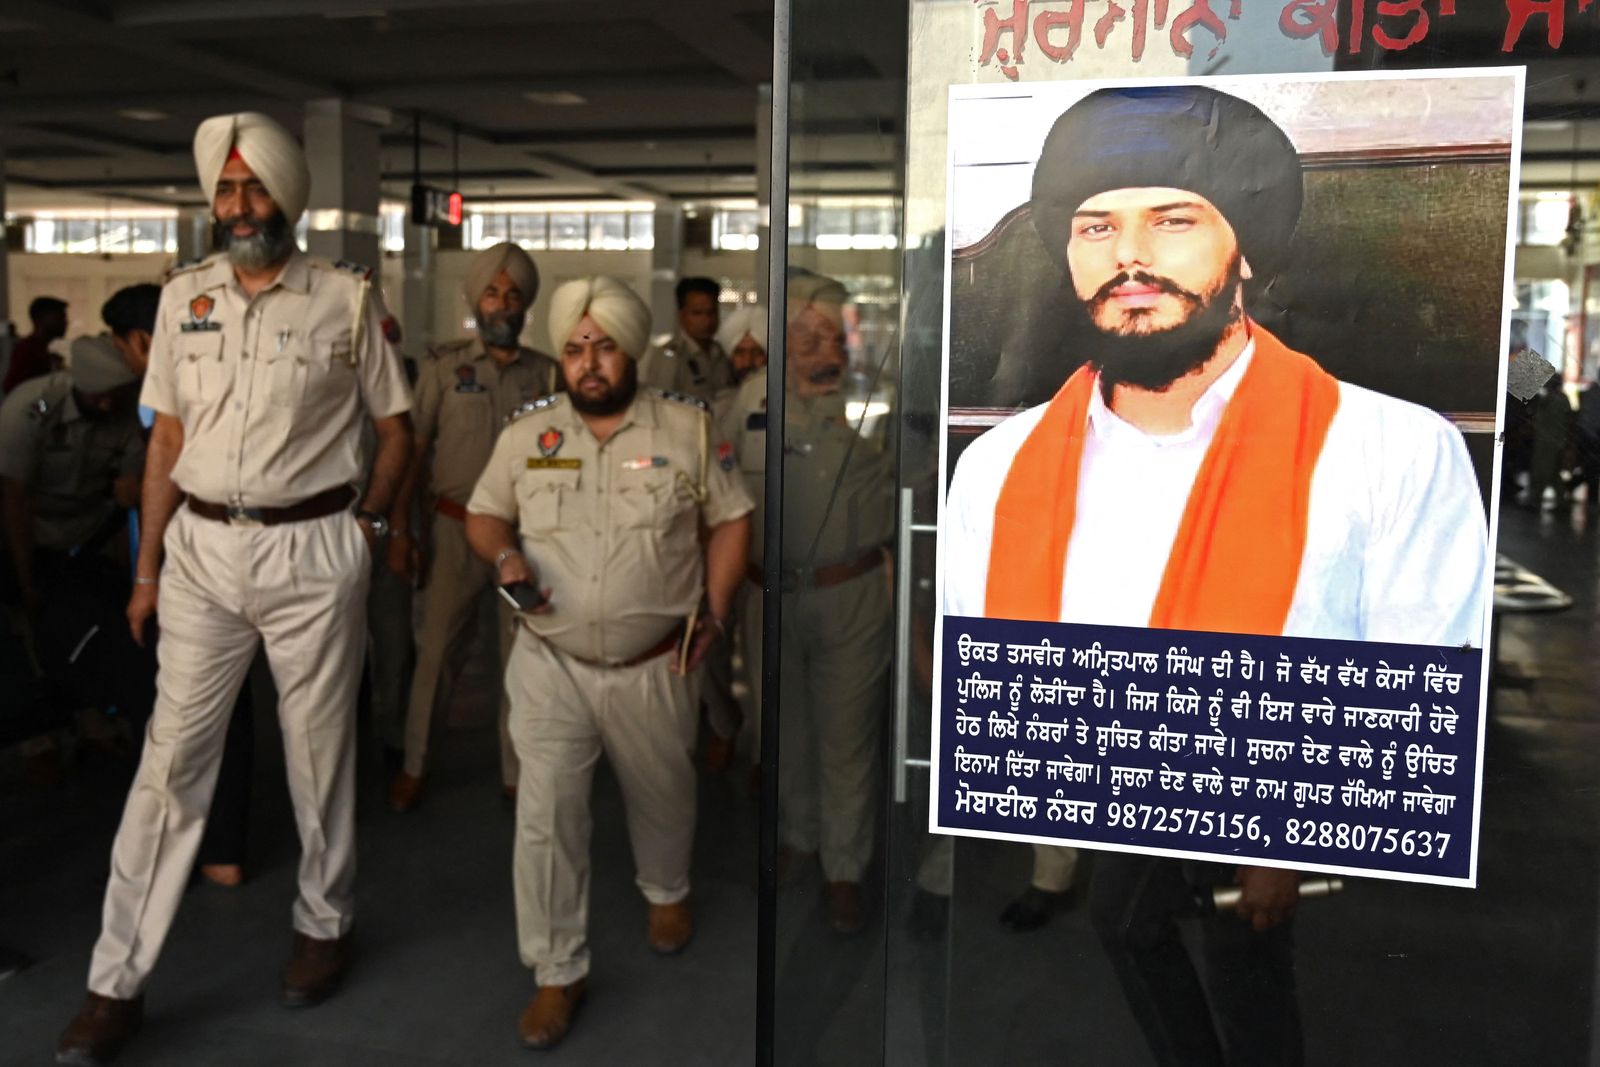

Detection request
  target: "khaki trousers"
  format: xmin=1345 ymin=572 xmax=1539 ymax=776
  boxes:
xmin=88 ymin=508 xmax=368 ymax=999
xmin=402 ymin=511 xmax=517 ymax=785
xmin=506 ymin=627 xmax=697 ymax=987
xmin=778 ymin=568 xmax=892 ymax=883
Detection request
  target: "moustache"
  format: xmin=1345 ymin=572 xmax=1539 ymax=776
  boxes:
xmin=807 ymin=363 xmax=843 ymax=385
xmin=1090 ymin=271 xmax=1202 ymax=307
xmin=218 ymin=212 xmax=269 ymax=231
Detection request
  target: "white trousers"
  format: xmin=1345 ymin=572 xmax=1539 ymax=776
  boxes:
xmin=87 ymin=507 xmax=368 ymax=999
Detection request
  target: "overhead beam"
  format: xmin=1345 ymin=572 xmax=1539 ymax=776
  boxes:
xmin=8 ymin=124 xmax=182 ymax=163
xmin=648 ymin=1 xmax=773 ymax=85
xmin=9 ymin=0 xmax=338 ymax=101
xmin=408 ymin=116 xmax=667 ymax=205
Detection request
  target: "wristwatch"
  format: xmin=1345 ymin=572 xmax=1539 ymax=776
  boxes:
xmin=356 ymin=509 xmax=391 ymax=539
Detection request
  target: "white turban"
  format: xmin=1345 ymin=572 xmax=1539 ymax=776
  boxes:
xmin=715 ymin=305 xmax=767 ymax=355
xmin=70 ymin=334 xmax=137 ymax=395
xmin=547 ymin=276 xmax=652 ymax=359
xmin=787 ymin=271 xmax=847 ymax=327
xmin=193 ymin=112 xmax=311 ymax=223
xmin=463 ymin=242 xmax=540 ymax=308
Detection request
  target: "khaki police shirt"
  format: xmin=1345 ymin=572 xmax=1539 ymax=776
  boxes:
xmin=0 ymin=371 xmax=145 ymax=550
xmin=717 ymin=369 xmax=894 ymax=571
xmin=414 ymin=339 xmax=560 ymax=505
xmin=140 ymin=249 xmax=412 ymax=508
xmin=638 ymin=329 xmax=735 ymax=403
xmin=468 ymin=389 xmax=754 ymax=662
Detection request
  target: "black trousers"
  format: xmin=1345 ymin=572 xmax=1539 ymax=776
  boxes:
xmin=32 ymin=550 xmax=155 ymax=728
xmin=33 ymin=549 xmax=251 ymax=867
xmin=1088 ymin=853 xmax=1303 ymax=1067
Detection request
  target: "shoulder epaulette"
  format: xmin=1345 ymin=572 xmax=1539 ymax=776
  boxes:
xmin=506 ymin=393 xmax=565 ymax=424
xmin=330 ymin=258 xmax=376 ymax=281
xmin=25 ymin=376 xmax=70 ymax=420
xmin=166 ymin=253 xmax=216 ymax=281
xmin=652 ymin=387 xmax=710 ymax=413
xmin=427 ymin=338 xmax=474 ymax=360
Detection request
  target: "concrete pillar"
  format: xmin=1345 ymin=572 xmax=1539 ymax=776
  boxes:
xmin=302 ymin=99 xmax=390 ymax=268
xmin=401 ymin=218 xmax=436 ymax=356
xmin=175 ymin=207 xmax=210 ymax=263
xmin=650 ymin=204 xmax=683 ymax=344
xmin=756 ymin=84 xmax=773 ymax=306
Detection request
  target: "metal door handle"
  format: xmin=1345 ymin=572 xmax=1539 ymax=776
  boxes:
xmin=892 ymin=487 xmax=936 ymax=803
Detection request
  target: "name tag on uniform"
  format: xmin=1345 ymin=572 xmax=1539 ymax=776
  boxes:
xmin=455 ymin=365 xmax=487 ymax=393
xmin=621 ymin=456 xmax=669 ymax=471
xmin=527 ymin=457 xmax=582 ymax=470
xmin=182 ymin=294 xmax=221 ymax=331
xmin=746 ymin=413 xmax=767 ymax=431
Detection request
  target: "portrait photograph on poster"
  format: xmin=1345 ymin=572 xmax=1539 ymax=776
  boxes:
xmin=930 ymin=68 xmax=1524 ymax=888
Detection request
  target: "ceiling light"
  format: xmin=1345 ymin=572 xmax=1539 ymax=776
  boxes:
xmin=118 ymin=108 xmax=168 ymax=122
xmin=523 ymin=90 xmax=587 ymax=107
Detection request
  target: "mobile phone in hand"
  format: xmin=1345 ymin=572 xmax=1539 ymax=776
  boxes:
xmin=498 ymin=581 xmax=548 ymax=613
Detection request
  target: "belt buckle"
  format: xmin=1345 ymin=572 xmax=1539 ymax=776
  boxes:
xmin=780 ymin=568 xmax=803 ymax=594
xmin=226 ymin=504 xmax=264 ymax=527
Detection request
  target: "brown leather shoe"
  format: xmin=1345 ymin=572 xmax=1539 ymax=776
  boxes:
xmin=518 ymin=979 xmax=587 ymax=1050
xmin=827 ymin=881 xmax=865 ymax=935
xmin=56 ymin=992 xmax=143 ymax=1065
xmin=388 ymin=771 xmax=425 ymax=814
xmin=646 ymin=901 xmax=693 ymax=955
xmin=280 ymin=931 xmax=352 ymax=1007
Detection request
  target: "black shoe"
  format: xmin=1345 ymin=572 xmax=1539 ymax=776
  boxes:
xmin=998 ymin=886 xmax=1075 ymax=932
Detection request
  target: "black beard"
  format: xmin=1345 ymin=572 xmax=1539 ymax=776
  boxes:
xmin=476 ymin=309 xmax=526 ymax=349
xmin=567 ymin=359 xmax=638 ymax=417
xmin=215 ymin=209 xmax=295 ymax=270
xmin=1083 ymin=260 xmax=1243 ymax=396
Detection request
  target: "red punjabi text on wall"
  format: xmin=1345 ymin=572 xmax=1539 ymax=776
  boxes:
xmin=974 ymin=0 xmax=1596 ymax=80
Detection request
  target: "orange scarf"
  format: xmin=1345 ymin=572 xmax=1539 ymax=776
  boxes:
xmin=984 ymin=325 xmax=1339 ymax=635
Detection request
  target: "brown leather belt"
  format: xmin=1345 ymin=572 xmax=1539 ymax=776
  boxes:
xmin=748 ymin=546 xmax=886 ymax=593
xmin=187 ymin=485 xmax=356 ymax=527
xmin=435 ymin=497 xmax=468 ymax=522
xmin=538 ymin=622 xmax=686 ymax=670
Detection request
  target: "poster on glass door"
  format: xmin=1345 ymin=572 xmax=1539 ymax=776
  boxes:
xmin=929 ymin=68 xmax=1523 ymax=887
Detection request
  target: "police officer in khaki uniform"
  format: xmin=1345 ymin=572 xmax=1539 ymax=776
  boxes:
xmin=0 ymin=336 xmax=150 ymax=732
xmin=465 ymin=276 xmax=752 ymax=1050
xmin=57 ymin=112 xmax=412 ymax=1067
xmin=719 ymin=272 xmax=894 ymax=934
xmin=637 ymin=276 xmax=734 ymax=402
xmin=702 ymin=306 xmax=769 ymax=769
xmin=387 ymin=242 xmax=559 ymax=813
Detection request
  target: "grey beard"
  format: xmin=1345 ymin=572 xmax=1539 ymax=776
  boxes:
xmin=476 ymin=312 xmax=525 ymax=349
xmin=217 ymin=211 xmax=296 ymax=271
